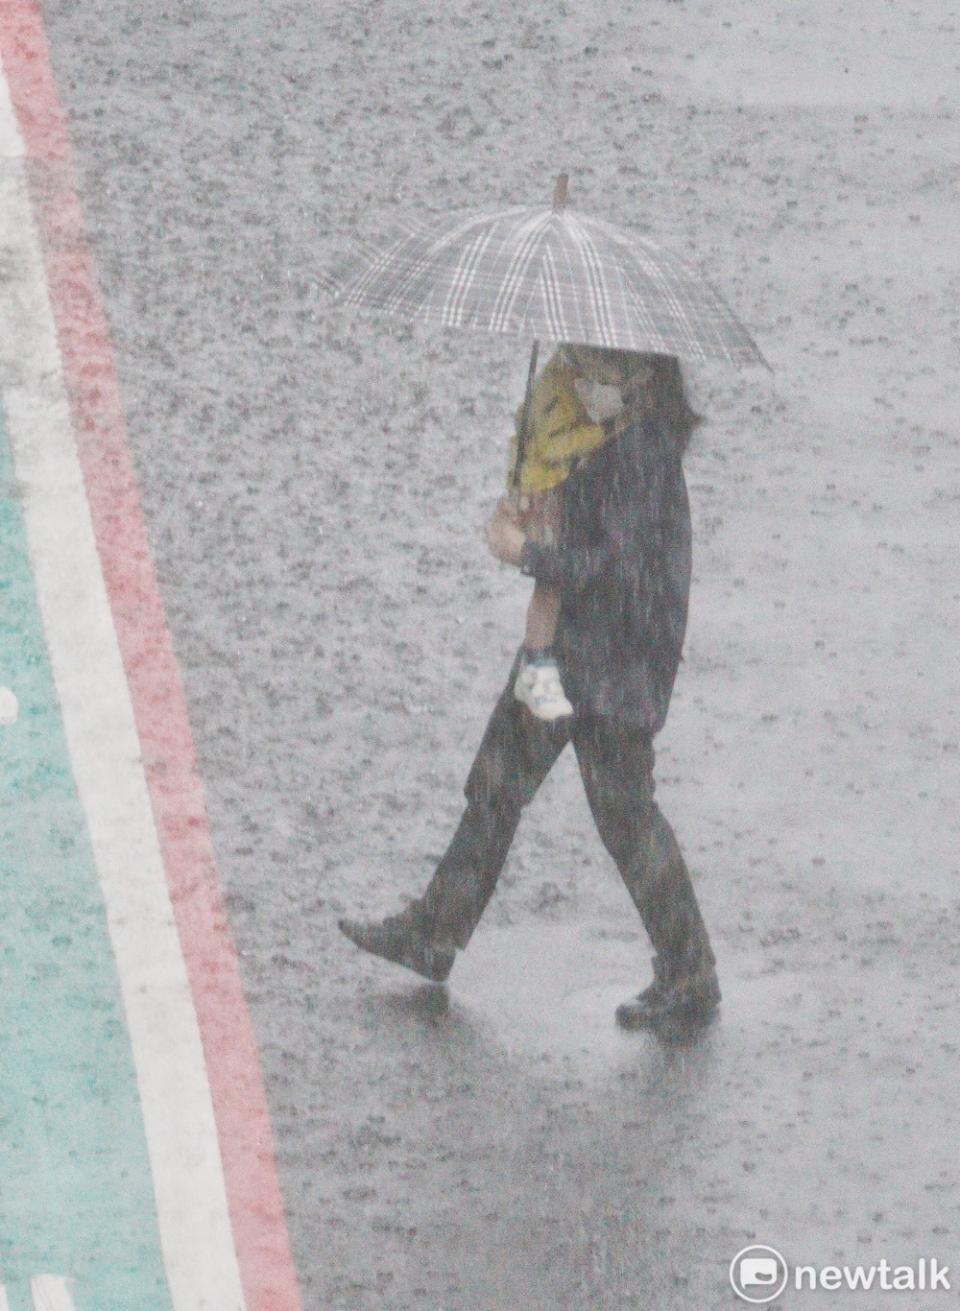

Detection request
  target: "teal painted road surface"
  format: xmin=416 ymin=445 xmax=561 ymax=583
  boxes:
xmin=0 ymin=404 xmax=174 ymax=1311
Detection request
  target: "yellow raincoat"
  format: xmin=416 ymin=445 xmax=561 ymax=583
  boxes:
xmin=507 ymin=352 xmax=616 ymax=495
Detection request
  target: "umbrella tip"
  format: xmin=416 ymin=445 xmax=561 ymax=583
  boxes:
xmin=552 ymin=172 xmax=569 ymax=211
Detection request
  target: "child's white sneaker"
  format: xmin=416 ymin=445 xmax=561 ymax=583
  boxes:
xmin=514 ymin=657 xmax=573 ymax=721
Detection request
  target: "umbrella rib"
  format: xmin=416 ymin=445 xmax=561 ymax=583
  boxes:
xmin=442 ymin=224 xmax=497 ymax=327
xmin=699 ymin=273 xmax=759 ymax=362
xmin=538 ymin=243 xmax=565 ymax=341
xmin=566 ymin=213 xmax=617 ymax=346
xmin=600 ymin=227 xmax=678 ymax=351
xmin=551 ymin=220 xmax=592 ymax=345
xmin=602 ymin=219 xmax=760 ymax=363
xmin=377 ymin=223 xmax=458 ymax=317
xmin=489 ymin=210 xmax=552 ymax=332
xmin=343 ymin=216 xmax=432 ymax=304
xmin=627 ymin=240 xmax=698 ymax=356
xmin=621 ymin=265 xmax=679 ymax=355
xmin=363 ymin=211 xmax=490 ymax=317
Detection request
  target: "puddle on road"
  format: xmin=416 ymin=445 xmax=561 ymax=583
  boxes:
xmin=439 ymin=920 xmax=820 ymax=1079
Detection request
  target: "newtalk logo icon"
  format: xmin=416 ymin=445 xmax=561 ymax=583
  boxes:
xmin=730 ymin=1247 xmax=789 ymax=1304
xmin=730 ymin=1246 xmax=952 ymax=1303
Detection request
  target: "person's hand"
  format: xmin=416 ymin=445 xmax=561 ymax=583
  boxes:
xmin=485 ymin=497 xmax=527 ymax=567
xmin=497 ymin=494 xmax=524 ymax=524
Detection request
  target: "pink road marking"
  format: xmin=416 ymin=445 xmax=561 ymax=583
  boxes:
xmin=0 ymin=6 xmax=304 ymax=1310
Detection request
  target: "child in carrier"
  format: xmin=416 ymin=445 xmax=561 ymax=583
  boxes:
xmin=508 ymin=343 xmax=639 ymax=721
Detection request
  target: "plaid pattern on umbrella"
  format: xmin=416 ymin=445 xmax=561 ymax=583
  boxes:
xmin=322 ymin=199 xmax=768 ymax=369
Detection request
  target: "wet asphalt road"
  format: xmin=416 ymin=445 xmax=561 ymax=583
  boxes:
xmin=38 ymin=0 xmax=960 ymax=1306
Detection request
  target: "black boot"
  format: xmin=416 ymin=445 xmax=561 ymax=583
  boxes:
xmin=338 ymin=909 xmax=456 ymax=984
xmin=615 ymin=954 xmax=720 ymax=1029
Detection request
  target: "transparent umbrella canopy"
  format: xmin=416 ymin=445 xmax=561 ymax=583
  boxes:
xmin=321 ymin=173 xmax=769 ymax=468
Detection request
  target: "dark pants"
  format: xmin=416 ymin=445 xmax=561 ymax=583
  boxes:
xmin=410 ymin=654 xmax=716 ymax=979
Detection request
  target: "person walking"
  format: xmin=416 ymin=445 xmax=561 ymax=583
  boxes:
xmin=339 ymin=345 xmax=720 ymax=1030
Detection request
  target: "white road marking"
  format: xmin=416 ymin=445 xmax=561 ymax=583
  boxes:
xmin=0 ymin=57 xmax=23 ymax=157
xmin=0 ymin=55 xmax=246 ymax=1311
xmin=30 ymin=1276 xmax=77 ymax=1311
xmin=0 ymin=1279 xmax=78 ymax=1311
xmin=0 ymin=685 xmax=18 ymax=724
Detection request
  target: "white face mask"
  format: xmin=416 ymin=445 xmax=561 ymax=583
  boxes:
xmin=573 ymin=375 xmax=624 ymax=423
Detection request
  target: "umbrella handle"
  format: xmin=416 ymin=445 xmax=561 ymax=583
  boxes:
xmin=511 ymin=339 xmax=540 ymax=491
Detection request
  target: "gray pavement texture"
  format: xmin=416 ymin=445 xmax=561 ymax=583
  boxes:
xmin=39 ymin=0 xmax=960 ymax=1307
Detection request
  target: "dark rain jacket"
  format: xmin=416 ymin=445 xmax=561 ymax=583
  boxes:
xmin=519 ymin=413 xmax=692 ymax=734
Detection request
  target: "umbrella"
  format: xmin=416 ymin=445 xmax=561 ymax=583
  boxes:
xmin=322 ymin=174 xmax=769 ymax=476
